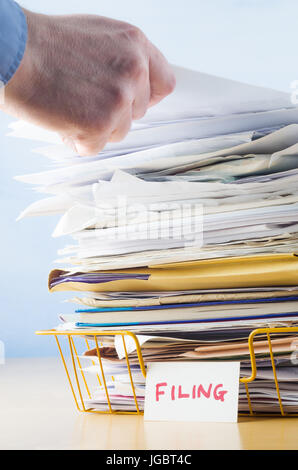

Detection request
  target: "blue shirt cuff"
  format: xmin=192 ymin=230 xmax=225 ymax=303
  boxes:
xmin=0 ymin=0 xmax=28 ymax=85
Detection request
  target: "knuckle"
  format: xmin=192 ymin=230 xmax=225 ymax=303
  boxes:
xmin=77 ymin=148 xmax=95 ymax=157
xmin=78 ymin=114 xmax=106 ymax=134
xmin=110 ymin=133 xmax=125 ymax=143
xmin=111 ymin=127 xmax=130 ymax=143
xmin=108 ymin=85 xmax=129 ymax=110
xmin=137 ymin=109 xmax=146 ymax=119
xmin=75 ymin=131 xmax=92 ymax=144
xmin=75 ymin=102 xmax=111 ymax=131
xmin=71 ymin=107 xmax=97 ymax=131
xmin=118 ymin=55 xmax=145 ymax=80
xmin=163 ymin=75 xmax=176 ymax=96
xmin=133 ymin=61 xmax=147 ymax=81
xmin=75 ymin=134 xmax=105 ymax=156
xmin=91 ymin=113 xmax=108 ymax=131
xmin=133 ymin=107 xmax=146 ymax=120
xmin=125 ymin=25 xmax=144 ymax=43
xmin=74 ymin=140 xmax=98 ymax=157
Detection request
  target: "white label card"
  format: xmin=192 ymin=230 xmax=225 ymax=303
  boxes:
xmin=144 ymin=361 xmax=240 ymax=423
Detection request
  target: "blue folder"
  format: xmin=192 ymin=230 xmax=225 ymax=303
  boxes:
xmin=75 ymin=311 xmax=298 ymax=328
xmin=75 ymin=296 xmax=298 ymax=313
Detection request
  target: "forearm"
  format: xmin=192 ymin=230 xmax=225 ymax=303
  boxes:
xmin=0 ymin=0 xmax=27 ymax=85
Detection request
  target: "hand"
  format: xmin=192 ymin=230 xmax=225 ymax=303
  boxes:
xmin=0 ymin=10 xmax=176 ymax=156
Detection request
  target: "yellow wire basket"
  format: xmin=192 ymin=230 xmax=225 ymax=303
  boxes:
xmin=36 ymin=327 xmax=298 ymax=417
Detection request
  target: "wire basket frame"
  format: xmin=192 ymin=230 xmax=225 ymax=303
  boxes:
xmin=36 ymin=327 xmax=298 ymax=417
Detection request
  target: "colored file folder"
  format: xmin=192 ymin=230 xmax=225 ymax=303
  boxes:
xmin=49 ymin=253 xmax=298 ymax=292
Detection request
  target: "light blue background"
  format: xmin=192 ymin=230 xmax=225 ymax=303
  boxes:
xmin=0 ymin=0 xmax=297 ymax=357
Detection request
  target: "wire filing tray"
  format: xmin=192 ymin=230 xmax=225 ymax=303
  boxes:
xmin=36 ymin=327 xmax=298 ymax=417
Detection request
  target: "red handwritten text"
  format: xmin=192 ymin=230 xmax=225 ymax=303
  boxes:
xmin=155 ymin=382 xmax=228 ymax=402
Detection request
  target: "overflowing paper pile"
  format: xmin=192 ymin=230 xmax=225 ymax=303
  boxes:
xmin=14 ymin=66 xmax=298 ymax=413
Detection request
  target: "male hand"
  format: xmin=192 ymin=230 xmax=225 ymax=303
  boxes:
xmin=0 ymin=10 xmax=176 ymax=155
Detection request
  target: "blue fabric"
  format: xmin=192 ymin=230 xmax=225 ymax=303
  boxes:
xmin=0 ymin=0 xmax=27 ymax=85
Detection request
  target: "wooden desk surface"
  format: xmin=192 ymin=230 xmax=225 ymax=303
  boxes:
xmin=1 ymin=357 xmax=298 ymax=450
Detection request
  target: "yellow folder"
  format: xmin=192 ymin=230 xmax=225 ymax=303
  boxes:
xmin=49 ymin=253 xmax=298 ymax=292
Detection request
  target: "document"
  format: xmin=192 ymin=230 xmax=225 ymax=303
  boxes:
xmin=13 ymin=65 xmax=298 ymax=415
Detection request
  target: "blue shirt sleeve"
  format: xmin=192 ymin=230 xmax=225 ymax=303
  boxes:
xmin=0 ymin=0 xmax=27 ymax=85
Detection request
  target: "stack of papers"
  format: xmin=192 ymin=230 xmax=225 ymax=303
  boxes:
xmin=14 ymin=66 xmax=298 ymax=414
xmin=79 ymin=354 xmax=298 ymax=413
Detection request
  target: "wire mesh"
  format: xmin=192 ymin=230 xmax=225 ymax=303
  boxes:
xmin=36 ymin=327 xmax=298 ymax=417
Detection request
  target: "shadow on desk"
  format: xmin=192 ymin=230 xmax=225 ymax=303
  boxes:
xmin=73 ymin=413 xmax=298 ymax=450
xmin=1 ymin=358 xmax=298 ymax=450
